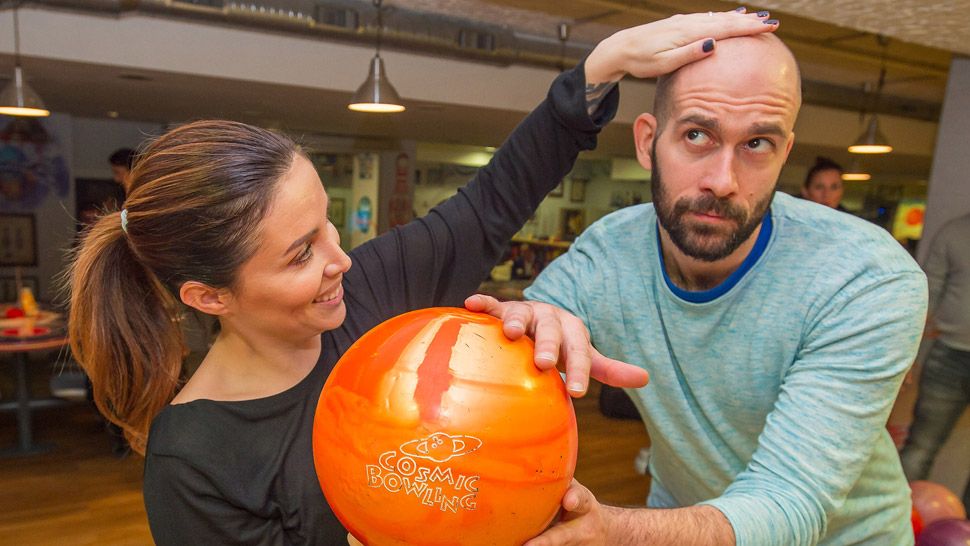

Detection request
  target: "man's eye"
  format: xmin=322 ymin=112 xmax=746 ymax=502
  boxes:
xmin=746 ymin=138 xmax=774 ymax=153
xmin=685 ymin=129 xmax=710 ymax=145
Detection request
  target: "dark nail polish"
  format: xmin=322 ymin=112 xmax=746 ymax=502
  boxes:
xmin=702 ymin=39 xmax=715 ymax=53
xmin=735 ymin=6 xmax=747 ymax=12
xmin=764 ymin=19 xmax=779 ymax=25
xmin=757 ymin=10 xmax=769 ymax=17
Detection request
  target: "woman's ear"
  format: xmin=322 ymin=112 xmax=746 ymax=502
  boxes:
xmin=180 ymin=281 xmax=231 ymax=316
xmin=633 ymin=113 xmax=658 ymax=171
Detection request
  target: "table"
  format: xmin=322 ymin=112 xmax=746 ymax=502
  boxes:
xmin=0 ymin=311 xmax=70 ymax=457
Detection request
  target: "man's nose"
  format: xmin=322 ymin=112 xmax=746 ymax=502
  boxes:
xmin=700 ymin=149 xmax=739 ymax=198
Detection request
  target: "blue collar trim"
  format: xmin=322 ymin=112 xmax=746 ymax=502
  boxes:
xmin=658 ymin=210 xmax=773 ymax=303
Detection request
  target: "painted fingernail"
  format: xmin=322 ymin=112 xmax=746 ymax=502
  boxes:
xmin=735 ymin=6 xmax=747 ymax=12
xmin=536 ymin=352 xmax=556 ymax=363
xmin=702 ymin=39 xmax=715 ymax=53
xmin=764 ymin=19 xmax=779 ymax=25
xmin=757 ymin=10 xmax=769 ymax=17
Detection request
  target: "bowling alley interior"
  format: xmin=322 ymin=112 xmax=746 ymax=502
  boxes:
xmin=1 ymin=0 xmax=969 ymax=544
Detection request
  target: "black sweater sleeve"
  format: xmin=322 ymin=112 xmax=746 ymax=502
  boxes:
xmin=333 ymin=61 xmax=618 ymax=349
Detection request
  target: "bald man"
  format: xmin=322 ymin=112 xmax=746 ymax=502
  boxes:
xmin=483 ymin=21 xmax=927 ymax=546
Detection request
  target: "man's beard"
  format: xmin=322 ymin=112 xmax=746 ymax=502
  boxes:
xmin=651 ymin=146 xmax=774 ymax=262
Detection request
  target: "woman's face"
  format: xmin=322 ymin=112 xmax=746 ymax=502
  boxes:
xmin=225 ymin=155 xmax=352 ymax=342
xmin=802 ymin=168 xmax=844 ymax=208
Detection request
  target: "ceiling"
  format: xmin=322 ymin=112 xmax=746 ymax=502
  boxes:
xmin=0 ymin=0 xmax=963 ymax=183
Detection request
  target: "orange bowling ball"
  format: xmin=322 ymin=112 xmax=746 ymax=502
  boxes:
xmin=313 ymin=307 xmax=578 ymax=546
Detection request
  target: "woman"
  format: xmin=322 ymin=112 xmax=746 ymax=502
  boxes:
xmin=801 ymin=156 xmax=846 ymax=210
xmin=67 ymin=11 xmax=776 ymax=544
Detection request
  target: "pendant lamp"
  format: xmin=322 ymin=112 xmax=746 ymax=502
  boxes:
xmin=0 ymin=8 xmax=49 ymax=117
xmin=348 ymin=0 xmax=404 ymax=113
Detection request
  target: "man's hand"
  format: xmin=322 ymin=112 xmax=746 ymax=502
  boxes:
xmin=584 ymin=8 xmax=779 ymax=85
xmin=465 ymin=294 xmax=649 ymax=397
xmin=524 ymin=480 xmax=613 ymax=546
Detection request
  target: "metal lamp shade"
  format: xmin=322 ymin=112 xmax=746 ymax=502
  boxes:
xmin=0 ymin=65 xmax=50 ymax=117
xmin=848 ymin=116 xmax=892 ymax=154
xmin=348 ymin=55 xmax=405 ymax=113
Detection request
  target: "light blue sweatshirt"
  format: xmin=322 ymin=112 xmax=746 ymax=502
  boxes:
xmin=525 ymin=192 xmax=927 ymax=546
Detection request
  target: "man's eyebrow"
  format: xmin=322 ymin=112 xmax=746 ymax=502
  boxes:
xmin=284 ymin=228 xmax=319 ymax=255
xmin=676 ymin=114 xmax=719 ymax=132
xmin=676 ymin=115 xmax=788 ymax=139
xmin=749 ymin=122 xmax=788 ymax=139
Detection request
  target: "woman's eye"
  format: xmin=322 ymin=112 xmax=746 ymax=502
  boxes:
xmin=685 ymin=129 xmax=710 ymax=145
xmin=293 ymin=242 xmax=313 ymax=265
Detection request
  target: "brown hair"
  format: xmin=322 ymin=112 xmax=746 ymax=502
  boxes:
xmin=803 ymin=156 xmax=844 ymax=189
xmin=67 ymin=120 xmax=302 ymax=454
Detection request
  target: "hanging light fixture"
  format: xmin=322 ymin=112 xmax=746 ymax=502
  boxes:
xmin=848 ymin=36 xmax=891 ymax=155
xmin=848 ymin=115 xmax=892 ymax=154
xmin=841 ymin=159 xmax=872 ymax=181
xmin=0 ymin=7 xmax=50 ymax=117
xmin=348 ymin=0 xmax=404 ymax=113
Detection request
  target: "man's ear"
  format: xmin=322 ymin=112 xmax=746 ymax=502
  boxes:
xmin=784 ymin=131 xmax=796 ymax=158
xmin=180 ymin=281 xmax=231 ymax=316
xmin=633 ymin=113 xmax=658 ymax=171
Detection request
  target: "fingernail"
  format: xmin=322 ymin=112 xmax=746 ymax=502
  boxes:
xmin=757 ymin=10 xmax=769 ymax=17
xmin=567 ymin=382 xmax=585 ymax=393
xmin=536 ymin=352 xmax=556 ymax=363
xmin=702 ymin=39 xmax=715 ymax=53
xmin=763 ymin=19 xmax=779 ymax=25
xmin=506 ymin=320 xmax=524 ymax=331
xmin=735 ymin=6 xmax=746 ymax=12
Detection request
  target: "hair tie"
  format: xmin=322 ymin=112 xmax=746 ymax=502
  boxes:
xmin=120 ymin=209 xmax=129 ymax=234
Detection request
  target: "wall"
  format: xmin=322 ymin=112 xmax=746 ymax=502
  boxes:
xmin=919 ymin=55 xmax=970 ymax=501
xmin=0 ymin=114 xmax=74 ymax=302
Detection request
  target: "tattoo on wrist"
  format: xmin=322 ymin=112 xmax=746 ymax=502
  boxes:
xmin=585 ymin=81 xmax=619 ymax=116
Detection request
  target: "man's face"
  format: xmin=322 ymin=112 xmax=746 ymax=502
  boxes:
xmin=651 ymin=144 xmax=774 ymax=262
xmin=643 ymin=35 xmax=799 ymax=262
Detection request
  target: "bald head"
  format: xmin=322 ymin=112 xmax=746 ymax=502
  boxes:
xmin=653 ymin=33 xmax=801 ymax=132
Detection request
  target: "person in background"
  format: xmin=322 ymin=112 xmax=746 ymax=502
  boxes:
xmin=477 ymin=26 xmax=927 ymax=546
xmin=108 ymin=147 xmax=135 ymax=186
xmin=801 ymin=156 xmax=846 ymax=210
xmin=900 ymin=212 xmax=970 ymax=513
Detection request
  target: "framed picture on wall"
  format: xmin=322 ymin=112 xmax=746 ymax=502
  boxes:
xmin=570 ymin=178 xmax=587 ymax=203
xmin=0 ymin=276 xmax=39 ymax=302
xmin=329 ymin=198 xmax=346 ymax=228
xmin=0 ymin=213 xmax=37 ymax=266
xmin=559 ymin=208 xmax=585 ymax=241
xmin=549 ymin=181 xmax=564 ymax=197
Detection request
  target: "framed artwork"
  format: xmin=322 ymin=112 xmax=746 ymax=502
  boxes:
xmin=329 ymin=198 xmax=346 ymax=228
xmin=549 ymin=181 xmax=564 ymax=197
xmin=570 ymin=178 xmax=587 ymax=203
xmin=0 ymin=276 xmax=38 ymax=302
xmin=0 ymin=213 xmax=37 ymax=266
xmin=559 ymin=208 xmax=585 ymax=240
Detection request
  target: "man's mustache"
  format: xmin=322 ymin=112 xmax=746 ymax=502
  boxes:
xmin=672 ymin=194 xmax=748 ymax=225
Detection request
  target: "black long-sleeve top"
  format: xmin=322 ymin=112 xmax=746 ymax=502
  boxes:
xmin=143 ymin=62 xmax=618 ymax=546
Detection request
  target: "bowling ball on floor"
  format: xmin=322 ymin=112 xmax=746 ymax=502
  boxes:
xmin=916 ymin=518 xmax=970 ymax=546
xmin=313 ymin=307 xmax=578 ymax=546
xmin=911 ymin=481 xmax=967 ymax=527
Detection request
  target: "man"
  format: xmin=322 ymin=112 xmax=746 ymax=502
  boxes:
xmin=478 ymin=30 xmax=927 ymax=546
xmin=900 ymin=213 xmax=970 ymax=513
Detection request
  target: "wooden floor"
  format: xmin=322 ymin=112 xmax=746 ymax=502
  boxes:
xmin=0 ymin=379 xmax=650 ymax=545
